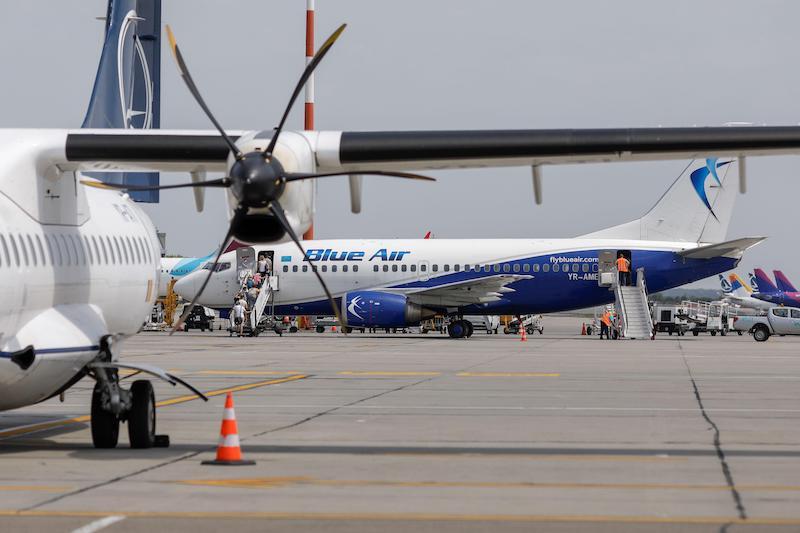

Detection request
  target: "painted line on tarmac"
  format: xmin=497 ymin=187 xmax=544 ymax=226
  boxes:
xmin=70 ymin=515 xmax=125 ymax=533
xmin=338 ymin=371 xmax=442 ymax=376
xmin=0 ymin=485 xmax=71 ymax=493
xmin=456 ymin=372 xmax=560 ymax=377
xmin=0 ymin=375 xmax=308 ymax=440
xmin=0 ymin=510 xmax=799 ymax=526
xmin=175 ymin=476 xmax=800 ymax=493
xmin=196 ymin=370 xmax=302 ymax=376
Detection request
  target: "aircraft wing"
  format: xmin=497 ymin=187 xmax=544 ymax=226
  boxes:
xmin=42 ymin=125 xmax=800 ymax=174
xmin=405 ymin=274 xmax=532 ymax=307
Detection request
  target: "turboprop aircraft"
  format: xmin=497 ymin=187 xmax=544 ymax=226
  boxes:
xmin=174 ymin=158 xmax=765 ymax=337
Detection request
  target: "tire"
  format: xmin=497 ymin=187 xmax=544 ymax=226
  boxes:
xmin=503 ymin=327 xmax=510 ymax=335
xmin=710 ymin=331 xmax=717 ymax=336
xmin=753 ymin=326 xmax=770 ymax=342
xmin=585 ymin=326 xmax=592 ymax=336
xmin=91 ymin=381 xmax=119 ymax=449
xmin=449 ymin=321 xmax=465 ymax=338
xmin=526 ymin=326 xmax=535 ymax=335
xmin=289 ymin=326 xmax=298 ymax=333
xmin=316 ymin=325 xmax=325 ymax=333
xmin=692 ymin=330 xmax=699 ymax=337
xmin=737 ymin=331 xmax=743 ymax=336
xmin=128 ymin=380 xmax=156 ymax=449
xmin=465 ymin=321 xmax=474 ymax=338
xmin=720 ymin=330 xmax=727 ymax=337
xmin=344 ymin=326 xmax=353 ymax=334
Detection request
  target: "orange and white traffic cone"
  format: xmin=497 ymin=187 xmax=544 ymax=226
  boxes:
xmin=520 ymin=327 xmax=527 ymax=342
xmin=202 ymin=392 xmax=255 ymax=466
xmin=581 ymin=323 xmax=587 ymax=335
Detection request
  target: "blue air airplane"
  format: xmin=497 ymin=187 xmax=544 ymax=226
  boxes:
xmin=175 ymin=158 xmax=764 ymax=337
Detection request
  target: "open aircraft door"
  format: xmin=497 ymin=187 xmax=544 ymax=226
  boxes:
xmin=236 ymin=247 xmax=256 ymax=286
xmin=597 ymin=251 xmax=616 ymax=287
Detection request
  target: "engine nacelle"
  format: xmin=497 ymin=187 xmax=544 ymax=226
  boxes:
xmin=343 ymin=291 xmax=435 ymax=328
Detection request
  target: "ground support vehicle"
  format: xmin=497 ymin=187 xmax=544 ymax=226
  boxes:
xmin=734 ymin=307 xmax=800 ymax=341
xmin=503 ymin=315 xmax=543 ymax=335
xmin=651 ymin=305 xmax=691 ymax=335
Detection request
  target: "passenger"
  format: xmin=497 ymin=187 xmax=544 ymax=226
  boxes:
xmin=246 ymin=275 xmax=255 ymax=290
xmin=600 ymin=309 xmax=612 ymax=339
xmin=247 ymin=286 xmax=259 ymax=309
xmin=253 ymin=272 xmax=262 ymax=287
xmin=257 ymin=254 xmax=268 ymax=277
xmin=232 ymin=299 xmax=246 ymax=337
xmin=616 ymin=253 xmax=631 ymax=286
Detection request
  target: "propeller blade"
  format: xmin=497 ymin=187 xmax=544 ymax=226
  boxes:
xmin=264 ymin=24 xmax=347 ymax=158
xmin=80 ymin=177 xmax=230 ymax=192
xmin=267 ymin=200 xmax=346 ymax=331
xmin=284 ymin=170 xmax=436 ymax=182
xmin=165 ymin=25 xmax=242 ymax=159
xmin=171 ymin=208 xmax=245 ymax=334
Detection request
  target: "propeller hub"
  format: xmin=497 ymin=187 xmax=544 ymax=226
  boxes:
xmin=229 ymin=152 xmax=286 ymax=208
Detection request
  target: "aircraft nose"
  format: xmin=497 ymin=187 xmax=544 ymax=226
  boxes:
xmin=173 ymin=272 xmax=203 ymax=301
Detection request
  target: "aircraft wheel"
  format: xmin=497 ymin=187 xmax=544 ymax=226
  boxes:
xmin=692 ymin=330 xmax=699 ymax=337
xmin=91 ymin=381 xmax=119 ymax=449
xmin=128 ymin=380 xmax=156 ymax=449
xmin=503 ymin=327 xmax=510 ymax=335
xmin=464 ymin=321 xmax=474 ymax=338
xmin=448 ymin=321 xmax=466 ymax=338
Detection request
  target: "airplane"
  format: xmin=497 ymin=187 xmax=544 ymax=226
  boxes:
xmin=752 ymin=269 xmax=800 ymax=307
xmin=174 ymin=158 xmax=766 ymax=338
xmin=719 ymin=273 xmax=772 ymax=311
xmin=8 ymin=1 xmax=800 ymax=453
xmin=774 ymin=270 xmax=798 ymax=293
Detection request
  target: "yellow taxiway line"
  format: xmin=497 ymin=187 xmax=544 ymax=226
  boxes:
xmin=196 ymin=370 xmax=303 ymax=376
xmin=0 ymin=510 xmax=799 ymax=526
xmin=0 ymin=374 xmax=308 ymax=440
xmin=456 ymin=372 xmax=560 ymax=377
xmin=338 ymin=371 xmax=442 ymax=376
xmin=0 ymin=486 xmax=71 ymax=493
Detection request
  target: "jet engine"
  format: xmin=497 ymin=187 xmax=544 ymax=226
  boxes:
xmin=343 ymin=291 xmax=436 ymax=328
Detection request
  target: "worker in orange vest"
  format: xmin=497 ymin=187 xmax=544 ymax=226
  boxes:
xmin=600 ymin=309 xmax=612 ymax=339
xmin=616 ymin=252 xmax=631 ymax=286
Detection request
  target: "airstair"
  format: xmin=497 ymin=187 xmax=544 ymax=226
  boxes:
xmin=614 ymin=267 xmax=654 ymax=340
xmin=249 ymin=278 xmax=277 ymax=332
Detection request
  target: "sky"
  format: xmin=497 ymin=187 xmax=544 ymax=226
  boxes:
xmin=1 ymin=0 xmax=798 ymax=288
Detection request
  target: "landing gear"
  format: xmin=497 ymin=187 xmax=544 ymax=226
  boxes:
xmin=448 ymin=319 xmax=473 ymax=339
xmin=128 ymin=380 xmax=156 ymax=449
xmin=91 ymin=380 xmax=119 ymax=449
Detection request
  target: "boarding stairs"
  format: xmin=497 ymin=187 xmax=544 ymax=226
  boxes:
xmin=248 ymin=276 xmax=278 ymax=332
xmin=614 ymin=267 xmax=654 ymax=340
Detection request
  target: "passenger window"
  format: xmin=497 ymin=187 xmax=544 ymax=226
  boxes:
xmin=582 ymin=264 xmax=589 ymax=272
xmin=523 ymin=264 xmax=530 ymax=273
xmin=432 ymin=265 xmax=439 ymax=272
xmin=353 ymin=265 xmax=359 ymax=272
xmin=26 ymin=235 xmax=37 ymax=266
xmin=444 ymin=264 xmax=450 ymax=272
xmin=454 ymin=264 xmax=460 ymax=272
xmin=392 ymin=265 xmax=398 ymax=272
xmin=9 ymin=234 xmax=20 ymax=267
xmin=483 ymin=265 xmax=490 ymax=273
xmin=374 ymin=265 xmax=379 ymax=272
xmin=283 ymin=265 xmax=288 ymax=273
xmin=542 ymin=264 xmax=550 ymax=272
xmin=332 ymin=265 xmax=337 ymax=272
xmin=513 ymin=264 xmax=520 ymax=273
xmin=493 ymin=264 xmax=500 ymax=273
xmin=17 ymin=234 xmax=29 ymax=266
xmin=533 ymin=264 xmax=540 ymax=272
xmin=410 ymin=265 xmax=416 ymax=272
xmin=553 ymin=264 xmax=560 ymax=272
xmin=401 ymin=265 xmax=407 ymax=272
xmin=321 ymin=265 xmax=327 ymax=272
xmin=420 ymin=264 xmax=427 ymax=272
xmin=342 ymin=265 xmax=349 ymax=272
xmin=592 ymin=263 xmax=598 ymax=272
xmin=292 ymin=265 xmax=298 ymax=272
xmin=302 ymin=265 xmax=308 ymax=272
xmin=383 ymin=265 xmax=389 ymax=272
xmin=0 ymin=234 xmax=8 ymax=266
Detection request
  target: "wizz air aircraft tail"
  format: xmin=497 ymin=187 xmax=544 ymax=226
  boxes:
xmin=82 ymin=0 xmax=161 ymax=203
xmin=753 ymin=269 xmax=779 ymax=293
xmin=583 ymin=159 xmax=737 ymax=244
xmin=773 ymin=270 xmax=797 ymax=293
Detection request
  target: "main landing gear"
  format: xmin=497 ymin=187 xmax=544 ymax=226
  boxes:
xmin=448 ymin=318 xmax=474 ymax=339
xmin=88 ymin=336 xmax=207 ymax=449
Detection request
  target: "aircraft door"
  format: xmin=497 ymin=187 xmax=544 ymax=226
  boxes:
xmin=236 ymin=247 xmax=256 ymax=287
xmin=597 ymin=251 xmax=616 ymax=287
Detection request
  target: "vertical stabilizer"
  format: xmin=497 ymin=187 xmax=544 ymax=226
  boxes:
xmin=753 ymin=268 xmax=779 ymax=293
xmin=773 ymin=270 xmax=797 ymax=293
xmin=582 ymin=158 xmax=738 ymax=243
xmin=82 ymin=0 xmax=161 ymax=202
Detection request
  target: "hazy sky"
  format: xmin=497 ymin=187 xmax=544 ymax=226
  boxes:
xmin=2 ymin=1 xmax=798 ymax=287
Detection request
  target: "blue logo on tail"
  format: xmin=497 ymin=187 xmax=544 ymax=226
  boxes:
xmin=690 ymin=158 xmax=731 ymax=220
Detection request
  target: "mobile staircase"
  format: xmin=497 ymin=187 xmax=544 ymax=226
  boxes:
xmin=614 ymin=267 xmax=654 ymax=340
xmin=248 ymin=278 xmax=277 ymax=335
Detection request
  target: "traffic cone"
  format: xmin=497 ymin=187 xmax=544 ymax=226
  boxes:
xmin=202 ymin=392 xmax=255 ymax=466
xmin=520 ymin=327 xmax=527 ymax=342
xmin=331 ymin=325 xmax=337 ymax=333
xmin=581 ymin=323 xmax=587 ymax=335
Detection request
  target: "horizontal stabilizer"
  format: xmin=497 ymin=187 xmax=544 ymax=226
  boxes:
xmin=677 ymin=237 xmax=765 ymax=260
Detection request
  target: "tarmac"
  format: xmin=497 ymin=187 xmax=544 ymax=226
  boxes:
xmin=0 ymin=316 xmax=799 ymax=532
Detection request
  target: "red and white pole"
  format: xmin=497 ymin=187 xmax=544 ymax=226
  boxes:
xmin=302 ymin=0 xmax=315 ymax=240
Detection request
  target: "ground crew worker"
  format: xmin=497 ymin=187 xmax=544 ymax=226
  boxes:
xmin=600 ymin=309 xmax=612 ymax=339
xmin=616 ymin=253 xmax=631 ymax=286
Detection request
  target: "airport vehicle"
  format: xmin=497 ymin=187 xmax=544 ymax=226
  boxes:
xmin=652 ymin=304 xmax=690 ymax=335
xmin=183 ymin=305 xmax=216 ymax=331
xmin=465 ymin=315 xmax=501 ymax=334
xmin=719 ymin=273 xmax=772 ymax=311
xmin=176 ymin=158 xmax=763 ymax=337
xmin=734 ymin=307 xmax=800 ymax=341
xmin=680 ymin=301 xmax=731 ymax=336
xmin=752 ymin=269 xmax=800 ymax=307
xmin=503 ymin=316 xmax=543 ymax=335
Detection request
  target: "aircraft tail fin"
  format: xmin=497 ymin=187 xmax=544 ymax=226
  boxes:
xmin=82 ymin=0 xmax=161 ymax=202
xmin=581 ymin=158 xmax=738 ymax=243
xmin=773 ymin=270 xmax=797 ymax=293
xmin=729 ymin=273 xmax=753 ymax=297
xmin=753 ymin=268 xmax=779 ymax=293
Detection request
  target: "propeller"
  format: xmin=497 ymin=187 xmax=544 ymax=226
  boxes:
xmin=123 ymin=22 xmax=434 ymax=333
